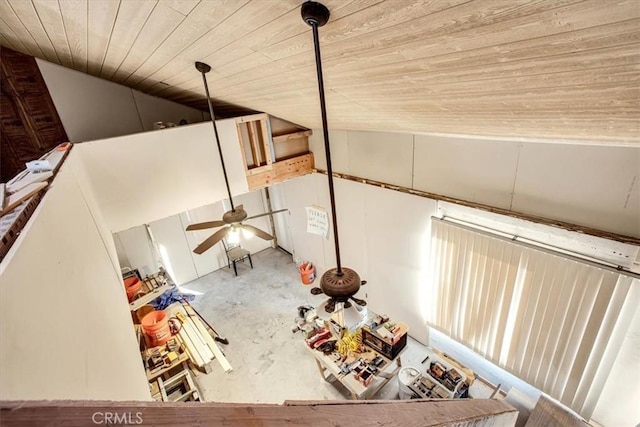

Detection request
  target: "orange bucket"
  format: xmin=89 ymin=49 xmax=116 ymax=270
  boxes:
xmin=299 ymin=262 xmax=315 ymax=285
xmin=141 ymin=310 xmax=171 ymax=346
xmin=124 ymin=277 xmax=142 ymax=302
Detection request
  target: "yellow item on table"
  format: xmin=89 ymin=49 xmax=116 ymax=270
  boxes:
xmin=336 ymin=328 xmax=363 ymax=355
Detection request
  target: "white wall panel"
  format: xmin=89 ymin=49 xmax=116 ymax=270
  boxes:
xmin=149 ymin=215 xmax=198 ymax=286
xmin=512 ymin=144 xmax=640 ymax=237
xmin=180 ymin=202 xmax=227 ymax=278
xmin=333 ymin=178 xmax=368 ymax=277
xmin=413 ymin=135 xmax=519 ymax=209
xmin=309 ymin=129 xmax=640 ymax=238
xmin=279 ymin=174 xmax=435 ymax=343
xmin=308 ymin=130 xmax=349 ymax=173
xmin=0 ymin=163 xmax=150 ymax=400
xmin=115 ymin=226 xmax=157 ymax=277
xmin=132 ymin=90 xmax=205 ymax=131
xmin=278 ymin=174 xmax=326 ymax=271
xmin=347 ymin=131 xmax=414 ymax=188
xmin=37 ymin=59 xmax=143 ymax=142
xmin=268 ymin=182 xmax=294 ymax=253
xmin=37 ymin=58 xmax=205 ymax=143
xmin=74 ymin=119 xmax=248 ymax=233
xmin=362 ymin=185 xmax=435 ymax=343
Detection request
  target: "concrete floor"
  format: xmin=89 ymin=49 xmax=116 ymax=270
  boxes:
xmin=181 ymin=247 xmax=429 ymax=403
xmin=182 ymin=247 xmax=537 ymax=408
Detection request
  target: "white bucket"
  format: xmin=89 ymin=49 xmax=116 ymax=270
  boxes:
xmin=398 ymin=367 xmax=420 ymax=400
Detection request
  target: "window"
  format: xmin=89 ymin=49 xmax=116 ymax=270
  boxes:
xmin=427 ymin=219 xmax=639 ymax=419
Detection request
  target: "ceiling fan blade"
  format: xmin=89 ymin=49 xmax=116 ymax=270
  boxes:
xmin=186 ymin=220 xmax=226 ymax=231
xmin=241 ymin=224 xmax=274 ymax=241
xmin=245 ymin=209 xmax=289 ymax=221
xmin=325 ymin=299 xmax=337 ymax=314
xmin=193 ymin=226 xmax=231 ymax=254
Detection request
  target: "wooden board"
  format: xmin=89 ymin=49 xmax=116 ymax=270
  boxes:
xmin=0 ymin=399 xmax=519 ymax=426
xmin=6 ymin=171 xmax=53 ymax=194
xmin=0 ymin=182 xmax=48 ymax=218
xmin=247 ymin=153 xmax=314 ymax=191
xmin=129 ymin=283 xmax=172 ymax=311
xmin=184 ymin=305 xmax=233 ymax=373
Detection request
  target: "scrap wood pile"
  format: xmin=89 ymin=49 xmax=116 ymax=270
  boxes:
xmin=0 ymin=143 xmax=72 ymax=261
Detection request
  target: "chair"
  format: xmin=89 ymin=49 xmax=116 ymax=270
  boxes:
xmin=221 ymin=238 xmax=253 ymax=276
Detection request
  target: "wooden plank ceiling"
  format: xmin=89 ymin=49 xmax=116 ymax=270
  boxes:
xmin=0 ymin=0 xmax=638 ymax=143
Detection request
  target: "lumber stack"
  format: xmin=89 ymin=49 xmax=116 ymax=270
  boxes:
xmin=164 ymin=303 xmax=232 ymax=374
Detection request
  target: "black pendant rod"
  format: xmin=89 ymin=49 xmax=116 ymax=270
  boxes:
xmin=309 ymin=19 xmax=342 ymax=275
xmin=197 ymin=62 xmax=235 ymax=211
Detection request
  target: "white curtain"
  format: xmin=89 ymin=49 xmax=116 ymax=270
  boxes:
xmin=428 ymin=219 xmax=639 ymax=419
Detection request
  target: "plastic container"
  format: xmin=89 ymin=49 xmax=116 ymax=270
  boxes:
xmin=398 ymin=366 xmax=420 ymax=399
xmin=124 ymin=277 xmax=142 ymax=302
xmin=299 ymin=262 xmax=315 ymax=285
xmin=141 ymin=310 xmax=171 ymax=346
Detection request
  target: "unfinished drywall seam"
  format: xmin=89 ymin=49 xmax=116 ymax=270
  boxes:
xmin=508 ymin=144 xmax=523 ymax=210
xmin=411 ymin=135 xmax=416 ymax=189
xmin=68 ymin=163 xmax=122 ymax=282
xmin=131 ymin=88 xmax=146 ymax=131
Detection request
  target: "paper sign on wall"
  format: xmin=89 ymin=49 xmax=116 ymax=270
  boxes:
xmin=306 ymin=206 xmax=329 ymax=239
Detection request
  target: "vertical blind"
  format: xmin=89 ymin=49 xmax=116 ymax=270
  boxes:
xmin=427 ymin=219 xmax=639 ymax=419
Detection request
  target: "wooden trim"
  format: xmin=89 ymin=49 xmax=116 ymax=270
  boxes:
xmin=272 ymin=130 xmax=313 ymax=143
xmin=0 ymin=399 xmax=518 ymax=426
xmin=246 ymin=120 xmax=259 ymax=166
xmin=233 ymin=113 xmax=268 ymax=124
xmin=260 ymin=118 xmax=274 ymax=165
xmin=314 ymin=169 xmax=640 ymax=245
xmin=234 ymin=123 xmax=249 ymax=172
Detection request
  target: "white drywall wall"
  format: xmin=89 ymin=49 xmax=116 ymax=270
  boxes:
xmin=269 ymin=174 xmax=435 ymax=342
xmin=132 ymin=90 xmax=205 ymax=131
xmin=310 ymin=130 xmax=640 ymax=238
xmin=36 ymin=59 xmax=205 ymax=142
xmin=37 ymin=59 xmax=143 ymax=142
xmin=114 ymin=189 xmax=272 ymax=285
xmin=414 ymin=135 xmax=520 ymax=209
xmin=0 ymin=155 xmax=150 ymax=400
xmin=73 ymin=119 xmax=248 ymax=233
xmin=511 ymin=143 xmax=639 ymax=237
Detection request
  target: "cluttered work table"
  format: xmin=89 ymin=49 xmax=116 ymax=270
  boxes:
xmin=298 ymin=304 xmax=409 ymax=400
xmin=297 ymin=303 xmax=494 ymax=402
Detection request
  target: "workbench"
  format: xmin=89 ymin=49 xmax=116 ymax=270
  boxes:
xmin=305 ymin=342 xmax=402 ymax=400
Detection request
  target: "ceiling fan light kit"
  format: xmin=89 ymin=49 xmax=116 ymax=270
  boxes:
xmin=186 ymin=62 xmax=288 ymax=255
xmin=302 ymin=1 xmax=367 ymax=313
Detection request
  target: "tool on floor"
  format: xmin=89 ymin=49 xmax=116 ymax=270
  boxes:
xmin=181 ymin=296 xmax=229 ymax=345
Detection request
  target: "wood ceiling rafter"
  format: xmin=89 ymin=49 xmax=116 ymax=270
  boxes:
xmin=0 ymin=0 xmax=637 ymax=142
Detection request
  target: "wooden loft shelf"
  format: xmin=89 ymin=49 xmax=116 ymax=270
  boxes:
xmin=247 ymin=153 xmax=314 ymax=191
xmin=234 ymin=114 xmax=314 ymax=191
xmin=272 ymin=130 xmax=312 ymax=143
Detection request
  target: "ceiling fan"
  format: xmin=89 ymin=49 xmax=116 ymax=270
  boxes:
xmin=301 ymin=1 xmax=367 ymax=313
xmin=186 ymin=61 xmax=287 ymax=255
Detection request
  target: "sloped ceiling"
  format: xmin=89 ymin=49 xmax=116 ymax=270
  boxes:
xmin=0 ymin=0 xmax=638 ymax=143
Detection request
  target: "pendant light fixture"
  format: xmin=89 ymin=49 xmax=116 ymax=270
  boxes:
xmin=302 ymin=1 xmax=367 ymax=313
